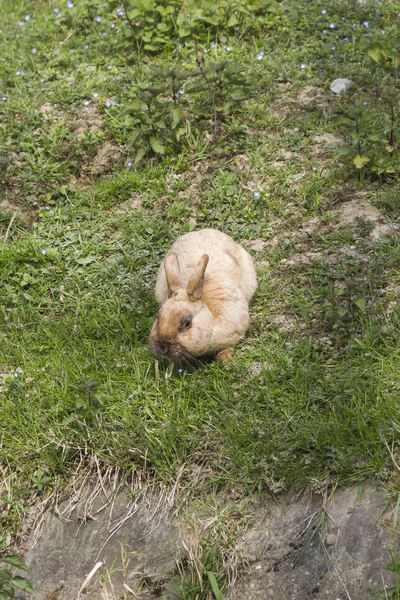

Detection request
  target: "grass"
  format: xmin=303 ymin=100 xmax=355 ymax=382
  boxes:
xmin=1 ymin=0 xmax=400 ymax=595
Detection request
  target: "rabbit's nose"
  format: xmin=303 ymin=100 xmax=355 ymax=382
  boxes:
xmin=159 ymin=342 xmax=169 ymax=356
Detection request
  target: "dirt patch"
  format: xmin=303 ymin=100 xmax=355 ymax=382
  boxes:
xmin=74 ymin=104 xmax=103 ymax=141
xmin=267 ymin=314 xmax=297 ymax=330
xmin=71 ymin=142 xmax=123 ymax=191
xmin=336 ymin=195 xmax=400 ymax=239
xmin=285 ymin=245 xmax=362 ymax=267
xmin=116 ymin=193 xmax=143 ymax=214
xmin=245 ymin=238 xmax=269 ymax=252
xmin=0 ymin=199 xmax=36 ymax=228
xmin=313 ymin=133 xmax=343 ymax=148
xmin=295 ymin=85 xmax=326 ymax=107
xmin=38 ymin=103 xmax=63 ymax=118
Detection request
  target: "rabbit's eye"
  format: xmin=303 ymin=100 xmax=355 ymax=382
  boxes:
xmin=179 ymin=315 xmax=192 ymax=333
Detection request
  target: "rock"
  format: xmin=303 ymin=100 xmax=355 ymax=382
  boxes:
xmin=230 ymin=485 xmax=397 ymax=600
xmin=330 ymin=78 xmax=353 ymax=94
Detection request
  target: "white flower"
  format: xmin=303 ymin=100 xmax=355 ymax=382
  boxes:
xmin=331 ymin=45 xmax=336 ymax=50
xmin=32 ymin=48 xmax=37 ymax=54
xmin=225 ymin=46 xmax=232 ymax=52
xmin=24 ymin=15 xmax=31 ymax=20
xmin=116 ymin=8 xmax=124 ymax=16
xmin=95 ymin=15 xmax=101 ymax=22
xmin=257 ymin=51 xmax=264 ymax=60
xmin=321 ymin=9 xmax=327 ymax=14
xmin=67 ymin=1 xmax=74 ymax=7
xmin=41 ymin=248 xmax=47 ymax=255
xmin=93 ymin=92 xmax=99 ymax=98
xmin=363 ymin=21 xmax=369 ymax=28
xmin=45 ymin=206 xmax=51 ymax=211
xmin=83 ymin=100 xmax=89 ymax=106
xmin=253 ymin=191 xmax=260 ymax=198
xmin=127 ymin=161 xmax=132 ymax=168
xmin=178 ymin=89 xmax=185 ymax=95
xmin=329 ymin=23 xmax=336 ymax=28
xmin=84 ymin=44 xmax=89 ymax=50
xmin=300 ymin=63 xmax=307 ymax=69
xmin=210 ymin=43 xmax=216 ymax=48
xmin=54 ymin=7 xmax=60 ymax=13
xmin=111 ymin=23 xmax=115 ymax=28
xmin=105 ymin=100 xmax=115 ymax=107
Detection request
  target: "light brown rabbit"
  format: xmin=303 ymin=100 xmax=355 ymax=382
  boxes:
xmin=150 ymin=229 xmax=257 ymax=363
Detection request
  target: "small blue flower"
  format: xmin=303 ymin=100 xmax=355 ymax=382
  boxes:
xmin=95 ymin=15 xmax=101 ymax=22
xmin=344 ymin=36 xmax=349 ymax=41
xmin=178 ymin=368 xmax=183 ymax=372
xmin=300 ymin=63 xmax=307 ymax=69
xmin=177 ymin=43 xmax=182 ymax=50
xmin=83 ymin=100 xmax=89 ymax=106
xmin=84 ymin=44 xmax=89 ymax=50
xmin=178 ymin=89 xmax=185 ymax=95
xmin=329 ymin=23 xmax=336 ymax=28
xmin=24 ymin=14 xmax=31 ymax=20
xmin=16 ymin=70 xmax=23 ymax=76
xmin=67 ymin=1 xmax=74 ymax=8
xmin=209 ymin=209 xmax=213 ymax=213
xmin=127 ymin=161 xmax=133 ymax=168
xmin=111 ymin=23 xmax=115 ymax=28
xmin=257 ymin=51 xmax=264 ymax=60
xmin=110 ymin=77 xmax=115 ymax=81
xmin=321 ymin=8 xmax=327 ymax=14
xmin=322 ymin=29 xmax=327 ymax=34
xmin=331 ymin=45 xmax=336 ymax=50
xmin=107 ymin=65 xmax=112 ymax=70
xmin=210 ymin=43 xmax=216 ymax=48
xmin=40 ymin=78 xmax=45 ymax=83
xmin=18 ymin=21 xmax=25 ymax=27
xmin=105 ymin=100 xmax=115 ymax=107
xmin=225 ymin=46 xmax=232 ymax=52
xmin=45 ymin=206 xmax=51 ymax=211
xmin=116 ymin=8 xmax=124 ymax=16
xmin=14 ymin=372 xmax=19 ymax=378
xmin=124 ymin=19 xmax=128 ymax=24
xmin=312 ymin=167 xmax=317 ymax=171
xmin=41 ymin=248 xmax=47 ymax=255
xmin=363 ymin=21 xmax=370 ymax=28
xmin=93 ymin=92 xmax=99 ymax=98
xmin=2 ymin=95 xmax=7 ymax=101
xmin=32 ymin=47 xmax=37 ymax=54
xmin=381 ymin=29 xmax=385 ymax=34
xmin=54 ymin=7 xmax=60 ymax=14
xmin=253 ymin=191 xmax=260 ymax=198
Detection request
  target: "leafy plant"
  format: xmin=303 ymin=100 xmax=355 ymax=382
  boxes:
xmin=120 ymin=59 xmax=251 ymax=161
xmin=336 ymin=96 xmax=400 ymax=179
xmin=0 ymin=554 xmax=34 ymax=598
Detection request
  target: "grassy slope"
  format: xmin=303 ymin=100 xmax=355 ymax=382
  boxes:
xmin=0 ymin=0 xmax=400 ymax=546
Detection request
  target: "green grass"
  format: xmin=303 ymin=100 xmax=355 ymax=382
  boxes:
xmin=1 ymin=0 xmax=400 ymax=591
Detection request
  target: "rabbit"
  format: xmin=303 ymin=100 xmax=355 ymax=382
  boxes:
xmin=150 ymin=228 xmax=257 ymax=364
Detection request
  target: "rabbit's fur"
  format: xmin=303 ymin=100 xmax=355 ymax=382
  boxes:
xmin=150 ymin=229 xmax=257 ymax=363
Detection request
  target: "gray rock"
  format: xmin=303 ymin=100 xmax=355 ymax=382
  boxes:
xmin=330 ymin=78 xmax=353 ymax=94
xmin=229 ymin=485 xmax=396 ymax=600
xmin=21 ymin=484 xmax=398 ymax=600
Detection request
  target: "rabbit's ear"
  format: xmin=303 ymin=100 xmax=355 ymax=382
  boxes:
xmin=187 ymin=254 xmax=209 ymax=302
xmin=164 ymin=252 xmax=183 ymax=296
